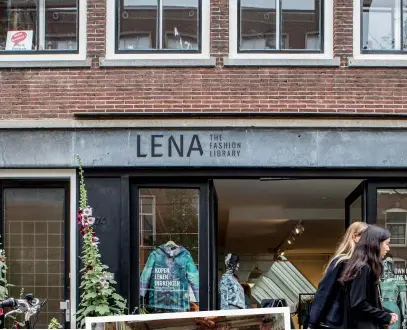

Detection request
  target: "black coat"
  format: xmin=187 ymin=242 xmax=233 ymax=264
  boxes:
xmin=343 ymin=264 xmax=392 ymax=329
xmin=309 ymin=258 xmax=346 ymax=329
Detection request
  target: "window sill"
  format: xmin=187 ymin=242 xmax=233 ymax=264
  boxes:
xmin=223 ymin=57 xmax=341 ymax=67
xmin=348 ymin=57 xmax=407 ymax=67
xmin=0 ymin=58 xmax=92 ymax=68
xmin=99 ymin=57 xmax=217 ymax=67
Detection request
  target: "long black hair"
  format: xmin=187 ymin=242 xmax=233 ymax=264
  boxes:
xmin=339 ymin=224 xmax=390 ymax=284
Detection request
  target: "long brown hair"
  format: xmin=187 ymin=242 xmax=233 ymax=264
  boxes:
xmin=339 ymin=225 xmax=391 ymax=284
xmin=324 ymin=221 xmax=368 ymax=274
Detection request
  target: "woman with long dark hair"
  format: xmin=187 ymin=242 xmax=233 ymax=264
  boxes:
xmin=339 ymin=225 xmax=398 ymax=329
xmin=308 ymin=221 xmax=368 ymax=329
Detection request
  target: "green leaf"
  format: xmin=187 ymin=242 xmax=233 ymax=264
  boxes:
xmin=95 ymin=305 xmax=110 ymax=315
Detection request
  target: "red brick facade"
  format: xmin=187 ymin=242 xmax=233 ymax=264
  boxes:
xmin=1 ymin=0 xmax=407 ymax=120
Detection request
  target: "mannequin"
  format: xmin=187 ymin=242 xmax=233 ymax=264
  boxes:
xmin=380 ymin=255 xmax=407 ymax=329
xmin=220 ymin=253 xmax=246 ymax=310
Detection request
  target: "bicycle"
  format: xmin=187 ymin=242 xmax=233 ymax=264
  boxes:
xmin=0 ymin=294 xmax=47 ymax=329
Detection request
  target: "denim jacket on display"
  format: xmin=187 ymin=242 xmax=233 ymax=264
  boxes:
xmin=220 ymin=273 xmax=246 ymax=310
xmin=140 ymin=244 xmax=199 ymax=312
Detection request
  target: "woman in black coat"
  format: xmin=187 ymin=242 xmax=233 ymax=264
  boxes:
xmin=339 ymin=225 xmax=397 ymax=329
xmin=308 ymin=221 xmax=368 ymax=329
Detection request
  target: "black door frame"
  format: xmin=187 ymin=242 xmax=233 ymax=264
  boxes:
xmin=345 ymin=180 xmax=368 ymax=228
xmin=129 ymin=179 xmax=211 ymax=313
xmin=0 ymin=179 xmax=71 ymax=328
xmin=208 ymin=180 xmax=218 ymax=311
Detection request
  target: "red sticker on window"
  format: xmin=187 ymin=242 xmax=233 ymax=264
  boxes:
xmin=11 ymin=32 xmax=27 ymax=45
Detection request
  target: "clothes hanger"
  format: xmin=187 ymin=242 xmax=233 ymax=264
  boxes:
xmin=165 ymin=240 xmax=178 ymax=247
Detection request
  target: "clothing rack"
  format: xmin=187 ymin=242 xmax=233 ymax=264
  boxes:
xmin=298 ymin=293 xmax=315 ymax=329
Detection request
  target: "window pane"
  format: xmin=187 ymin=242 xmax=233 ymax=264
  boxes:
xmin=162 ymin=0 xmax=198 ymax=50
xmin=139 ymin=188 xmax=199 ymax=313
xmin=404 ymin=0 xmax=407 ymax=48
xmin=240 ymin=0 xmax=276 ymax=50
xmin=4 ymin=188 xmax=65 ymax=328
xmin=119 ymin=0 xmax=157 ymax=50
xmin=377 ymin=188 xmax=407 ymax=248
xmin=0 ymin=0 xmax=37 ymax=51
xmin=362 ymin=0 xmax=397 ymax=51
xmin=45 ymin=0 xmax=78 ymax=50
xmin=281 ymin=0 xmax=321 ymax=50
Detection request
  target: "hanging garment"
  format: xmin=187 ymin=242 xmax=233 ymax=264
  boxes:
xmin=220 ymin=273 xmax=246 ymax=310
xmin=140 ymin=244 xmax=199 ymax=312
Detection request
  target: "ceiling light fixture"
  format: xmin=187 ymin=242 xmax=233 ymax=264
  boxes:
xmin=293 ymin=221 xmax=305 ymax=236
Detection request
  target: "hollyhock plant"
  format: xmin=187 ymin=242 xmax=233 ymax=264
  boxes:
xmin=75 ymin=155 xmax=126 ymax=328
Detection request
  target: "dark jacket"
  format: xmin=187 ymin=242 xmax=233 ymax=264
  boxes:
xmin=343 ymin=264 xmax=392 ymax=329
xmin=309 ymin=257 xmax=346 ymax=329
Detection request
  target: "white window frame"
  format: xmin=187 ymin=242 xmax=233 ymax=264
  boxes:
xmin=0 ymin=0 xmax=87 ymax=62
xmin=393 ymin=257 xmax=407 ymax=271
xmin=384 ymin=208 xmax=407 ymax=247
xmin=105 ymin=0 xmax=211 ymax=60
xmin=353 ymin=0 xmax=407 ymax=61
xmin=228 ymin=0 xmax=334 ymax=60
xmin=140 ymin=195 xmax=156 ymax=248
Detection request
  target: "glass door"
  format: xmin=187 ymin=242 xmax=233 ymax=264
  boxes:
xmin=130 ymin=182 xmax=210 ymax=314
xmin=366 ymin=181 xmax=407 ymax=329
xmin=345 ymin=181 xmax=367 ymax=228
xmin=2 ymin=181 xmax=70 ymax=329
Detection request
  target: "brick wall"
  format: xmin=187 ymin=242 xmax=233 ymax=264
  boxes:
xmin=1 ymin=0 xmax=407 ymax=120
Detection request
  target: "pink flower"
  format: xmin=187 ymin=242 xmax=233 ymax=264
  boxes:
xmin=87 ymin=217 xmax=95 ymax=225
xmin=83 ymin=207 xmax=93 ymax=217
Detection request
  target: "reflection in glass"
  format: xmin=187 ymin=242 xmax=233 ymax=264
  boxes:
xmin=240 ymin=0 xmax=276 ymax=50
xmin=362 ymin=0 xmax=396 ymax=51
xmin=139 ymin=188 xmax=199 ymax=314
xmin=119 ymin=0 xmax=157 ymax=50
xmin=45 ymin=0 xmax=78 ymax=50
xmin=0 ymin=0 xmax=37 ymax=51
xmin=281 ymin=0 xmax=320 ymax=50
xmin=377 ymin=189 xmax=407 ymax=246
xmin=377 ymin=189 xmax=407 ymax=329
xmin=163 ymin=0 xmax=198 ymax=50
xmin=4 ymin=188 xmax=65 ymax=328
xmin=350 ymin=195 xmax=362 ymax=224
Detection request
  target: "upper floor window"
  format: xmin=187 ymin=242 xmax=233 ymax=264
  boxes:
xmin=0 ymin=0 xmax=79 ymax=53
xmin=238 ymin=0 xmax=323 ymax=53
xmin=361 ymin=0 xmax=407 ymax=53
xmin=227 ymin=0 xmax=334 ymax=62
xmin=117 ymin=0 xmax=200 ymax=53
xmin=105 ymin=0 xmax=211 ymax=62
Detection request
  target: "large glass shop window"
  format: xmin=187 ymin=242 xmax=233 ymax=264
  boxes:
xmin=376 ymin=189 xmax=407 ymax=329
xmin=139 ymin=188 xmax=199 ymax=313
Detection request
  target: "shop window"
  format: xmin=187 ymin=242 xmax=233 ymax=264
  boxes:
xmin=360 ymin=0 xmax=407 ymax=53
xmin=0 ymin=0 xmax=78 ymax=52
xmin=139 ymin=188 xmax=199 ymax=314
xmin=4 ymin=188 xmax=66 ymax=328
xmin=236 ymin=0 xmax=326 ymax=53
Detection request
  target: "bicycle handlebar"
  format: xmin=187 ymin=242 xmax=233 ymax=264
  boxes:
xmin=0 ymin=298 xmax=17 ymax=309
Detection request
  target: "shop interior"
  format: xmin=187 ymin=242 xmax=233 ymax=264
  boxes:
xmin=138 ymin=178 xmax=407 ymax=328
xmin=214 ymin=178 xmax=362 ymax=327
